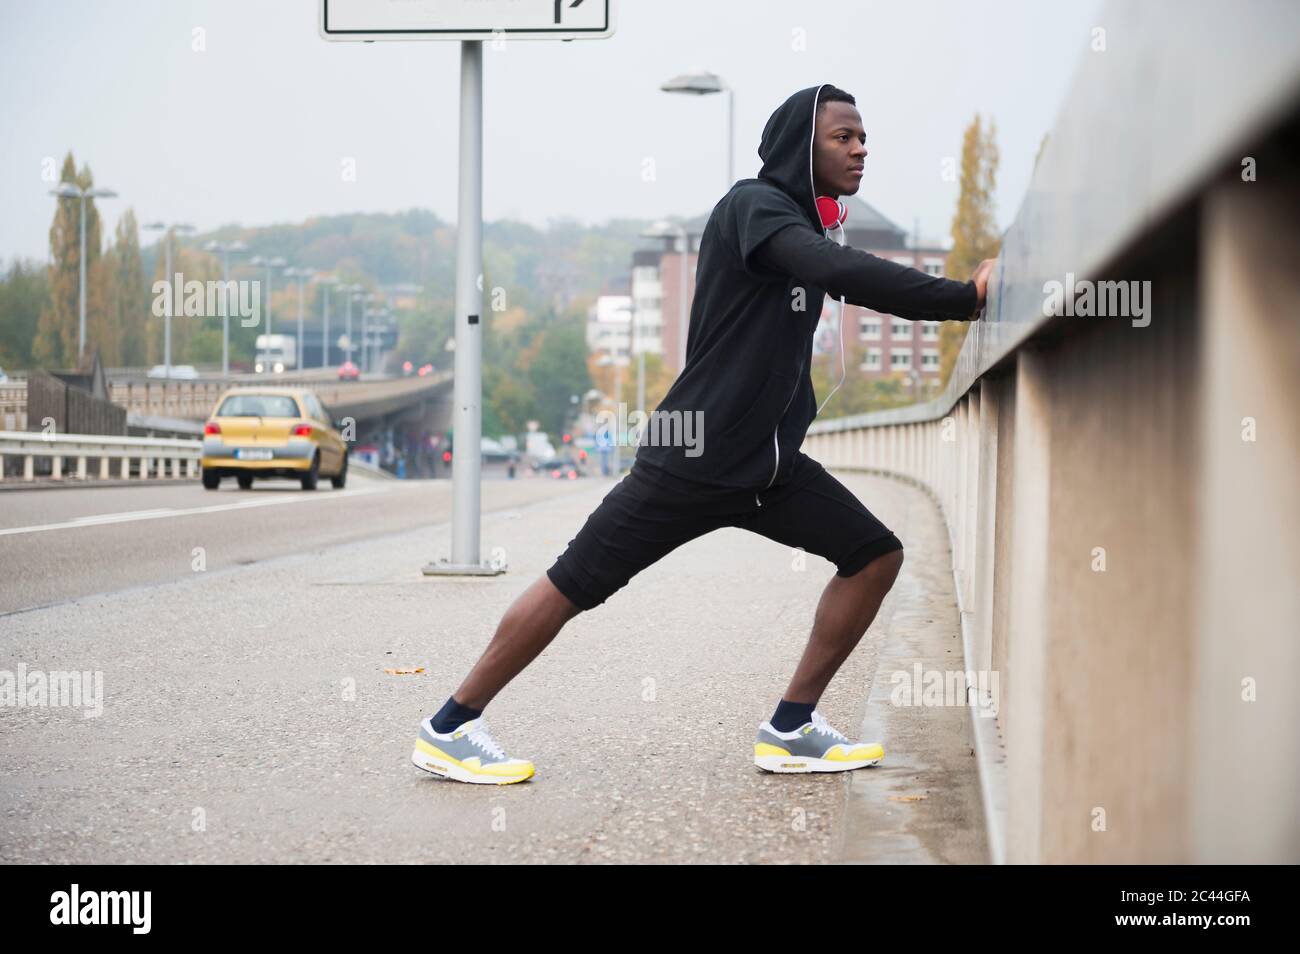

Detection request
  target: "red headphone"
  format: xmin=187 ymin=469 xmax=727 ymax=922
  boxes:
xmin=816 ymin=196 xmax=847 ymax=231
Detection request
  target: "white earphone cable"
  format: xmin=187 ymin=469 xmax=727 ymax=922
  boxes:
xmin=816 ymin=222 xmax=848 ymax=416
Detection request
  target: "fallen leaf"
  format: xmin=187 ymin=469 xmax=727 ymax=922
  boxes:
xmin=383 ymin=667 xmax=425 ymax=675
xmin=888 ymin=794 xmax=927 ymax=802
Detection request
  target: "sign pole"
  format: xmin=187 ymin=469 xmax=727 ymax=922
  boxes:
xmin=424 ymin=40 xmax=501 ymax=576
xmin=318 ymin=1 xmax=617 ymax=576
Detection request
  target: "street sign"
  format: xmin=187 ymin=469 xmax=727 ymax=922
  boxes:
xmin=320 ymin=0 xmax=615 ymax=42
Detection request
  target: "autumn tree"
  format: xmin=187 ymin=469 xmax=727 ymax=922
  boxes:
xmin=35 ymin=153 xmax=105 ymax=368
xmin=939 ymin=114 xmax=1000 ymax=384
xmin=88 ymin=209 xmax=147 ymax=366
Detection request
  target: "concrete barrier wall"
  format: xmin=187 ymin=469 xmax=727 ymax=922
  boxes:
xmin=804 ymin=0 xmax=1300 ymax=863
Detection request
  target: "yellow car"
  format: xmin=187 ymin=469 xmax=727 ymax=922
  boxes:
xmin=201 ymin=387 xmax=348 ymax=491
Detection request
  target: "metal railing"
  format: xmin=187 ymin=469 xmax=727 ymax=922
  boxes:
xmin=0 ymin=430 xmax=201 ymax=483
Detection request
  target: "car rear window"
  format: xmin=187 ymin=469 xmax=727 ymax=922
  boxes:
xmin=217 ymin=394 xmax=302 ymax=418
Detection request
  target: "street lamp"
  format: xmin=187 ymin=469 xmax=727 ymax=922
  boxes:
xmin=284 ymin=267 xmax=316 ymax=372
xmin=203 ymin=239 xmax=247 ymax=377
xmin=49 ymin=183 xmax=117 ymax=361
xmin=248 ymin=255 xmax=287 ymax=372
xmin=660 ymin=69 xmax=734 ymax=190
xmin=367 ymin=307 xmax=392 ymax=375
xmin=598 ymin=352 xmax=630 ymax=473
xmin=361 ymin=295 xmax=376 ymax=374
xmin=144 ymin=220 xmax=195 ymax=377
xmin=316 ymin=275 xmax=340 ymax=369
xmin=341 ymin=284 xmax=364 ymax=367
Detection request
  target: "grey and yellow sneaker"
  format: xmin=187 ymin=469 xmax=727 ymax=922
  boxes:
xmin=410 ymin=715 xmax=535 ymax=785
xmin=753 ymin=709 xmax=885 ymax=773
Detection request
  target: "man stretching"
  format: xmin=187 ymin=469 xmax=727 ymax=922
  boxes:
xmin=411 ymin=84 xmax=996 ymax=784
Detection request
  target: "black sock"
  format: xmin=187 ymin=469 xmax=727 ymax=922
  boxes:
xmin=770 ymin=699 xmax=815 ymax=733
xmin=430 ymin=695 xmax=483 ymax=734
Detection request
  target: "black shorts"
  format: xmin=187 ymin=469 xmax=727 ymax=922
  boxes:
xmin=546 ymin=451 xmax=903 ymax=611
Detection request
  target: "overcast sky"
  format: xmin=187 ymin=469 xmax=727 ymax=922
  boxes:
xmin=1 ymin=0 xmax=1102 ymax=263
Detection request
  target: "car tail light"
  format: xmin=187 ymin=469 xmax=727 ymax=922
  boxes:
xmin=204 ymin=422 xmax=221 ymax=435
xmin=292 ymin=424 xmax=313 ymax=437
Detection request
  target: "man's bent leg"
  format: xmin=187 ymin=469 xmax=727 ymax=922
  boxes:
xmin=782 ymin=547 xmax=903 ymax=704
xmin=740 ymin=457 xmax=906 ymax=717
xmin=451 ymin=573 xmax=584 ymax=711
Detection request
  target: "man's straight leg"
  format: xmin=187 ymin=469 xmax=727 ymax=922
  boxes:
xmin=413 ymin=461 xmax=729 ymax=784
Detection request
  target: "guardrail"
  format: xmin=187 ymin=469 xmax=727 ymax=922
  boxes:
xmin=0 ymin=430 xmax=201 ymax=483
xmin=803 ymin=0 xmax=1300 ymax=864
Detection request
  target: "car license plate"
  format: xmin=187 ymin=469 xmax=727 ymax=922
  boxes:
xmin=236 ymin=448 xmax=272 ymax=461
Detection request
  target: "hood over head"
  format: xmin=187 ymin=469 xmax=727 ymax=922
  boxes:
xmin=757 ymin=84 xmax=831 ymax=232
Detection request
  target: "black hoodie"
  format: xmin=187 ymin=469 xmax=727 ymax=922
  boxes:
xmin=634 ymin=84 xmax=978 ymax=491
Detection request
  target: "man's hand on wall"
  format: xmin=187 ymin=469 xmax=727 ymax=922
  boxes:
xmin=970 ymin=258 xmax=997 ymax=319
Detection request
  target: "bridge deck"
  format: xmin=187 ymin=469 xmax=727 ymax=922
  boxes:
xmin=0 ymin=469 xmax=982 ymax=863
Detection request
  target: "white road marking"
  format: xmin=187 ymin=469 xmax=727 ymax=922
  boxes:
xmin=0 ymin=485 xmax=391 ymax=538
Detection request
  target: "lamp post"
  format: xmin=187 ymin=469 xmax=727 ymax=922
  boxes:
xmin=361 ymin=294 xmax=377 ymax=374
xmin=317 ymin=275 xmax=339 ymax=368
xmin=203 ymin=239 xmax=247 ymax=377
xmin=369 ymin=307 xmax=392 ymax=375
xmin=341 ymin=284 xmax=364 ymax=367
xmin=596 ymin=347 xmax=630 ymax=473
xmin=49 ymin=183 xmax=118 ymax=362
xmin=660 ymin=69 xmax=734 ymax=190
xmin=285 ymin=267 xmax=316 ymax=371
xmin=248 ymin=256 xmax=287 ymax=372
xmin=144 ymin=221 xmax=195 ymax=377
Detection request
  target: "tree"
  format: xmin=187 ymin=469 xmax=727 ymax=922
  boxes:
xmin=0 ymin=260 xmax=48 ymax=369
xmin=91 ymin=209 xmax=147 ymax=366
xmin=35 ymin=153 xmax=105 ymax=368
xmin=483 ymin=365 xmax=535 ymax=438
xmin=526 ymin=316 xmax=592 ymax=435
xmin=940 ymin=115 xmax=1001 ymax=385
xmin=634 ymin=352 xmax=677 ymax=416
xmin=163 ymin=242 xmax=223 ymax=365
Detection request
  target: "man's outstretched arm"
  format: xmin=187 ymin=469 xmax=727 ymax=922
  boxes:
xmin=753 ymin=224 xmax=992 ymax=321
